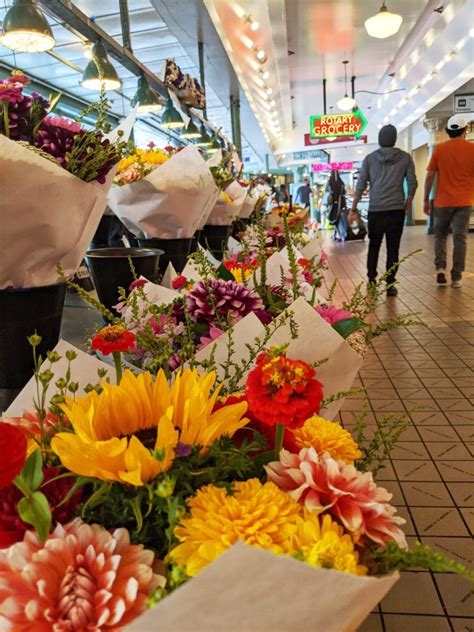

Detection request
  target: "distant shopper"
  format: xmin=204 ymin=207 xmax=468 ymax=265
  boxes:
xmin=279 ymin=184 xmax=289 ymax=204
xmin=351 ymin=124 xmax=417 ymax=297
xmin=295 ymin=178 xmax=311 ymax=209
xmin=423 ymin=114 xmax=474 ymax=288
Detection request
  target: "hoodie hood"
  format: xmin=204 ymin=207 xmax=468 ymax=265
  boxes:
xmin=373 ymin=147 xmax=405 ymax=164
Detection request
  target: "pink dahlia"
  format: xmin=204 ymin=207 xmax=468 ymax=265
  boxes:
xmin=315 ymin=305 xmax=353 ymax=326
xmin=198 ymin=326 xmax=225 ymax=350
xmin=187 ymin=279 xmax=264 ymax=325
xmin=0 ymin=519 xmax=164 ymax=631
xmin=34 ymin=116 xmax=85 ymax=169
xmin=266 ymin=448 xmax=406 ymax=547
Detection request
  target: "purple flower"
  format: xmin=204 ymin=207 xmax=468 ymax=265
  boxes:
xmin=0 ymin=84 xmax=23 ymax=104
xmin=34 ymin=116 xmax=85 ymax=168
xmin=176 ymin=443 xmax=192 ymax=457
xmin=129 ymin=278 xmax=148 ymax=291
xmin=187 ymin=279 xmax=264 ymax=326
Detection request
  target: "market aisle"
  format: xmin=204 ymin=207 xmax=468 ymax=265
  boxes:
xmin=325 ymin=226 xmax=474 ymax=632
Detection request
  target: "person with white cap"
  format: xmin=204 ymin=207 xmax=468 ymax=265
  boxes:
xmin=424 ymin=114 xmax=474 ymax=288
xmin=351 ymin=123 xmax=417 ymax=297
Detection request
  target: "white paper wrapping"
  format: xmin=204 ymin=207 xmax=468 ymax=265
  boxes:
xmin=301 ymin=231 xmax=326 ymax=260
xmin=239 ymin=191 xmax=258 ymax=218
xmin=206 ymin=181 xmax=249 ymax=226
xmin=0 ymin=136 xmax=112 ymax=289
xmin=108 ymin=146 xmax=219 ymax=239
xmin=192 ymin=297 xmax=361 ymax=418
xmin=127 ymin=543 xmax=398 ymax=632
xmin=3 ymin=340 xmax=112 ymax=417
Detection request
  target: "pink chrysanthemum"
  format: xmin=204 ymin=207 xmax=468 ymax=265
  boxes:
xmin=266 ymin=447 xmax=406 ymax=547
xmin=315 ymin=305 xmax=353 ymax=326
xmin=187 ymin=279 xmax=264 ymax=325
xmin=0 ymin=519 xmax=164 ymax=631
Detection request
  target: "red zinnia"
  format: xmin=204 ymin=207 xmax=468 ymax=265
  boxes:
xmin=91 ymin=325 xmax=135 ymax=355
xmin=0 ymin=423 xmax=27 ymax=490
xmin=172 ymin=274 xmax=188 ymax=290
xmin=245 ymin=348 xmax=324 ymax=429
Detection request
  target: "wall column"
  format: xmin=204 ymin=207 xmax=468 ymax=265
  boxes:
xmin=230 ymin=95 xmax=242 ymax=159
xmin=422 ymin=117 xmax=448 ymax=234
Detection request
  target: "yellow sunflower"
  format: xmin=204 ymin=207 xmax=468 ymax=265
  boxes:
xmin=288 ymin=510 xmax=367 ymax=576
xmin=170 ymin=479 xmax=301 ymax=577
xmin=51 ymin=369 xmax=249 ymax=487
xmin=290 ymin=416 xmax=362 ymax=464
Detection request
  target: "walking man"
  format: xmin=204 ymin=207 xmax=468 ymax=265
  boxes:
xmin=351 ymin=124 xmax=417 ymax=297
xmin=424 ymin=114 xmax=474 ymax=288
xmin=295 ymin=178 xmax=311 ymax=209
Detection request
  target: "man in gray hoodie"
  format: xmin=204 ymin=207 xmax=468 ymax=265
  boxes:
xmin=351 ymin=124 xmax=418 ymax=296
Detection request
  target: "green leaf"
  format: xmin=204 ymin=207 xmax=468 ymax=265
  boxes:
xmin=20 ymin=449 xmax=44 ymax=491
xmin=81 ymin=481 xmax=111 ymax=515
xmin=18 ymin=491 xmax=52 ymax=542
xmin=48 ymin=91 xmax=62 ymax=115
xmin=215 ymin=264 xmax=235 ymax=281
xmin=332 ymin=317 xmax=367 ymax=339
xmin=129 ymin=496 xmax=144 ymax=533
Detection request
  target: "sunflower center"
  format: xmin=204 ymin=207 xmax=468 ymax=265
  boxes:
xmin=131 ymin=427 xmax=157 ymax=449
xmin=57 ymin=561 xmax=96 ymax=627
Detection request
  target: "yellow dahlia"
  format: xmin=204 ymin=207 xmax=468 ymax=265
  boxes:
xmin=51 ymin=369 xmax=248 ymax=487
xmin=170 ymin=479 xmax=301 ymax=576
xmin=289 ymin=511 xmax=367 ymax=576
xmin=290 ymin=416 xmax=362 ymax=464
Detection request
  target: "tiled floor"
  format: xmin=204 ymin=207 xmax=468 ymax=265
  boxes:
xmin=61 ymin=226 xmax=474 ymax=631
xmin=325 ymin=226 xmax=474 ymax=632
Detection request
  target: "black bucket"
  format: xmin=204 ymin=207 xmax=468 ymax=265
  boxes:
xmin=199 ymin=225 xmax=231 ymax=259
xmin=137 ymin=238 xmax=193 ymax=274
xmin=85 ymin=247 xmax=162 ymax=317
xmin=0 ymin=283 xmax=67 ymax=392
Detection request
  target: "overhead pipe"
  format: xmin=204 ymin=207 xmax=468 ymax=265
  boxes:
xmin=118 ymin=0 xmax=132 ymax=52
xmin=351 ymin=76 xmax=355 ymax=99
xmin=197 ymin=41 xmax=207 ymax=119
xmin=323 ymin=78 xmax=327 ymax=114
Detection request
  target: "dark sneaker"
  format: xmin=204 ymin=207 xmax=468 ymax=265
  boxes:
xmin=437 ymin=271 xmax=447 ymax=285
xmin=451 ymin=279 xmax=462 ymax=288
xmin=386 ymin=286 xmax=398 ymax=297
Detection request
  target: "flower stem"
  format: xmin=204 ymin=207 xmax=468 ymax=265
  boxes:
xmin=274 ymin=423 xmax=285 ymax=459
xmin=112 ymin=351 xmax=123 ymax=384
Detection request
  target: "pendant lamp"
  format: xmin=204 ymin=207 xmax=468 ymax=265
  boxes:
xmin=336 ymin=61 xmax=356 ymax=111
xmin=195 ymin=123 xmax=212 ymax=147
xmin=0 ymin=0 xmax=55 ymax=52
xmin=161 ymin=96 xmax=185 ymax=128
xmin=365 ymin=2 xmax=403 ymax=39
xmin=131 ymin=76 xmax=164 ymax=113
xmin=181 ymin=118 xmax=202 ymax=139
xmin=82 ymin=41 xmax=121 ymax=91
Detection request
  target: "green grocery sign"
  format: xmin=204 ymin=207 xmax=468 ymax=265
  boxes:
xmin=310 ymin=109 xmax=368 ymax=138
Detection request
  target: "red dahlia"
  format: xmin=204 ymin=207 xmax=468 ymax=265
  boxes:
xmin=0 ymin=423 xmax=27 ymax=490
xmin=245 ymin=348 xmax=323 ymax=429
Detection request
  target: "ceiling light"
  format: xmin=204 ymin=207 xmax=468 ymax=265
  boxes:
xmin=180 ymin=118 xmax=202 ymax=139
xmin=261 ymin=70 xmax=270 ymax=80
xmin=82 ymin=41 xmax=121 ymax=91
xmin=365 ymin=1 xmax=403 ymax=39
xmin=84 ymin=42 xmax=93 ymax=59
xmin=161 ymin=96 xmax=185 ymax=129
xmin=336 ymin=61 xmax=357 ymax=111
xmin=445 ymin=50 xmax=457 ymax=62
xmin=270 ymin=100 xmax=276 ymax=107
xmin=195 ymin=123 xmax=212 ymax=146
xmin=245 ymin=15 xmax=259 ymax=31
xmin=255 ymin=49 xmax=267 ymax=63
xmin=131 ymin=76 xmax=164 ymax=113
xmin=470 ymin=28 xmax=474 ymax=37
xmin=266 ymin=87 xmax=273 ymax=95
xmin=0 ymin=0 xmax=55 ymax=52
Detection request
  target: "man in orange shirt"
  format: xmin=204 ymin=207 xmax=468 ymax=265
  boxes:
xmin=424 ymin=114 xmax=474 ymax=288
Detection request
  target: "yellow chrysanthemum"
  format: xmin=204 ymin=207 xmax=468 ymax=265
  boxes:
xmin=116 ymin=148 xmax=169 ymax=174
xmin=290 ymin=416 xmax=362 ymax=464
xmin=220 ymin=191 xmax=233 ymax=204
xmin=229 ymin=267 xmax=252 ymax=284
xmin=51 ymin=369 xmax=249 ymax=487
xmin=289 ymin=510 xmax=367 ymax=576
xmin=170 ymin=479 xmax=301 ymax=577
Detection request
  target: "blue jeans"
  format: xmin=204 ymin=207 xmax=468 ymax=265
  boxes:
xmin=433 ymin=207 xmax=471 ymax=280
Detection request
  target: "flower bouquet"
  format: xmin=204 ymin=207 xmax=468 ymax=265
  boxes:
xmin=206 ymin=181 xmax=249 ymax=226
xmin=108 ymin=144 xmax=219 ymax=240
xmin=0 ymin=341 xmax=471 ymax=631
xmin=266 ymin=202 xmax=310 ymax=231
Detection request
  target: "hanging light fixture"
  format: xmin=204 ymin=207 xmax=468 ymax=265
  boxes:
xmin=161 ymin=96 xmax=185 ymax=128
xmin=365 ymin=2 xmax=403 ymax=39
xmin=181 ymin=118 xmax=202 ymax=139
xmin=0 ymin=0 xmax=55 ymax=52
xmin=82 ymin=41 xmax=121 ymax=91
xmin=131 ymin=76 xmax=164 ymax=113
xmin=195 ymin=123 xmax=212 ymax=147
xmin=337 ymin=61 xmax=356 ymax=111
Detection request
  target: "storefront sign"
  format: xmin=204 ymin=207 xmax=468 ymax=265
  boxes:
xmin=309 ymin=110 xmax=368 ymax=139
xmin=304 ymin=133 xmax=368 ymax=146
xmin=312 ymin=162 xmax=353 ymax=172
xmin=292 ymin=149 xmax=329 ymax=162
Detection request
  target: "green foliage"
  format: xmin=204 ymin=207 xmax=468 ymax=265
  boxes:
xmin=320 ymin=386 xmax=366 ymax=411
xmin=17 ymin=491 xmax=52 ymax=542
xmin=374 ymin=541 xmax=474 ymax=581
xmin=352 ymin=403 xmax=410 ymax=477
xmin=332 ymin=317 xmax=367 ymax=340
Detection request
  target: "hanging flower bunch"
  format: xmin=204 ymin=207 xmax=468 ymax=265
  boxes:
xmin=0 ymin=71 xmax=127 ymax=183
